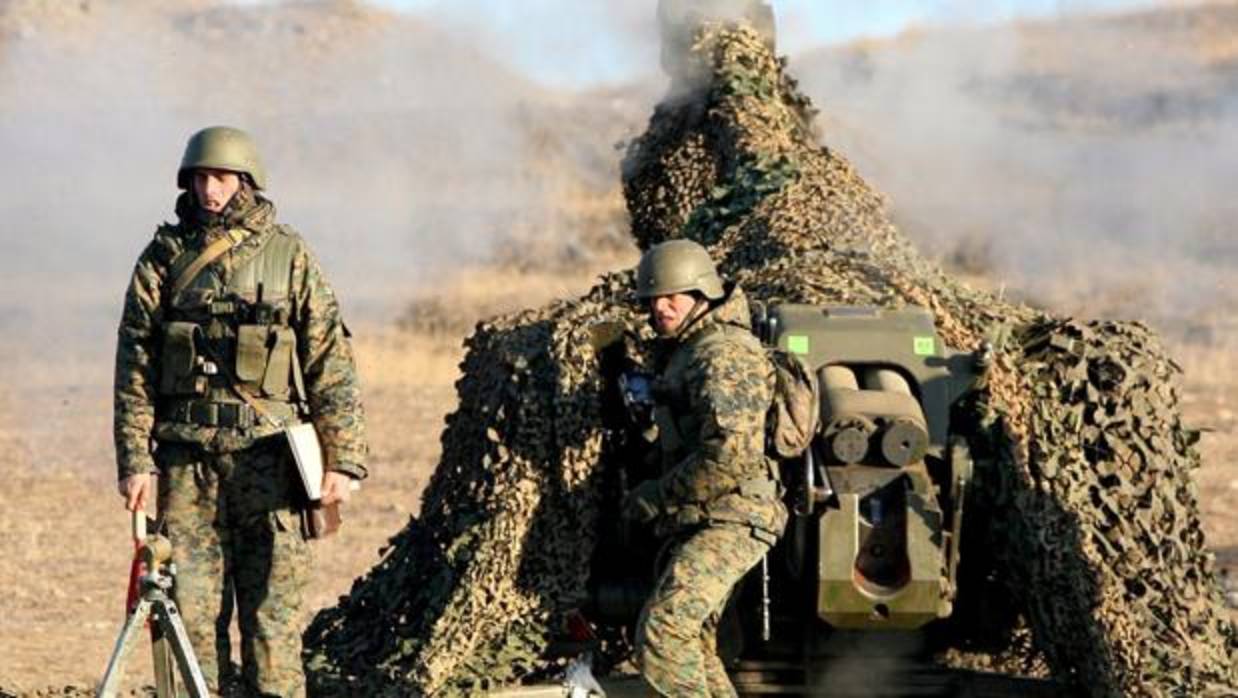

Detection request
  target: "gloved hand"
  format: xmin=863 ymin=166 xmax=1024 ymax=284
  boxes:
xmin=622 ymin=479 xmax=664 ymax=523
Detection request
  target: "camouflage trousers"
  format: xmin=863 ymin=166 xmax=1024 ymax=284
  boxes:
xmin=635 ymin=524 xmax=771 ymax=697
xmin=156 ymin=439 xmax=312 ymax=698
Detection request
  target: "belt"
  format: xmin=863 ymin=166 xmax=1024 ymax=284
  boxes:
xmin=164 ymin=399 xmax=296 ymax=428
xmin=167 ymin=401 xmax=257 ymax=428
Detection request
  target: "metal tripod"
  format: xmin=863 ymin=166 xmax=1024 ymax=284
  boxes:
xmin=97 ymin=519 xmax=210 ymax=698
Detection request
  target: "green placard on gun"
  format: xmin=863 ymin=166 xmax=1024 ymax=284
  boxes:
xmin=786 ymin=335 xmax=810 ymax=355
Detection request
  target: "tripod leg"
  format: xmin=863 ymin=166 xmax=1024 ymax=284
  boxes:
xmin=153 ymin=599 xmax=211 ymax=698
xmin=97 ymin=599 xmax=152 ymax=698
xmin=151 ymin=628 xmax=177 ymax=698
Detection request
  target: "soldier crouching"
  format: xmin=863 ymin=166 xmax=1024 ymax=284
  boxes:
xmin=623 ymin=240 xmax=787 ymax=697
xmin=113 ymin=126 xmax=368 ymax=697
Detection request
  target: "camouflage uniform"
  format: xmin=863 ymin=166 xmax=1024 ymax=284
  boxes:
xmin=634 ymin=285 xmax=786 ymax=697
xmin=114 ymin=182 xmax=367 ymax=697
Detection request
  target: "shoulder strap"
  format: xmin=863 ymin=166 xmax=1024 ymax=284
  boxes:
xmin=170 ymin=228 xmax=249 ymax=296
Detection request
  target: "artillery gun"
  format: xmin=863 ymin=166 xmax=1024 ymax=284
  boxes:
xmin=753 ymin=304 xmax=981 ymax=635
xmin=493 ymin=305 xmax=1056 ymax=697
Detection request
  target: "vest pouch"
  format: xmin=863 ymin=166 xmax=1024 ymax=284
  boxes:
xmin=159 ymin=322 xmax=203 ymax=396
xmin=261 ymin=326 xmax=296 ymax=400
xmin=236 ymin=324 xmax=270 ymax=386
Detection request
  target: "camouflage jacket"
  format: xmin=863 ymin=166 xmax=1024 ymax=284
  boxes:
xmin=114 ymin=189 xmax=368 ymax=481
xmin=651 ymin=285 xmax=787 ymax=537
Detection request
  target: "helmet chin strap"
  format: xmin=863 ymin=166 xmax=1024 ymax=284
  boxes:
xmin=663 ymin=296 xmax=711 ymax=339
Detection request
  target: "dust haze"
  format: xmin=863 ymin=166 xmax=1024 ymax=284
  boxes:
xmin=0 ymin=6 xmax=640 ymax=348
xmin=0 ymin=0 xmax=638 ymax=466
xmin=2 ymin=0 xmax=1235 ymax=462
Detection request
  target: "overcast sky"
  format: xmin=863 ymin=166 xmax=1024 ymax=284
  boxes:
xmin=370 ymin=0 xmax=1162 ymax=87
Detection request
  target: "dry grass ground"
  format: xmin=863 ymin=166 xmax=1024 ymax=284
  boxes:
xmin=0 ymin=250 xmax=1232 ymax=693
xmin=1172 ymin=337 xmax=1238 ymax=579
xmin=0 ymin=334 xmax=457 ymax=694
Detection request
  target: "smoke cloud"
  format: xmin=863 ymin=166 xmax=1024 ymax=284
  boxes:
xmin=385 ymin=0 xmax=1238 ymax=336
xmin=789 ymin=3 xmax=1238 ymax=332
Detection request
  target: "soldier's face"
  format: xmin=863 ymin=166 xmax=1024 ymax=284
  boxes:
xmin=192 ymin=169 xmax=242 ymax=213
xmin=650 ymin=293 xmax=699 ymax=336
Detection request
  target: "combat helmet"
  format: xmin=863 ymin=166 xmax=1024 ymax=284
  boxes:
xmin=636 ymin=239 xmax=725 ymax=301
xmin=177 ymin=126 xmax=268 ymax=190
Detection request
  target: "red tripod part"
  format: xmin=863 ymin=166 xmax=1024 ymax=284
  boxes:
xmin=125 ymin=544 xmax=148 ymax=617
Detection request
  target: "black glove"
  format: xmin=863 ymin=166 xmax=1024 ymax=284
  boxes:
xmin=622 ymin=478 xmax=664 ymax=523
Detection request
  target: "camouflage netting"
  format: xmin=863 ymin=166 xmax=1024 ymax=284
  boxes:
xmin=305 ymin=24 xmax=1237 ymax=697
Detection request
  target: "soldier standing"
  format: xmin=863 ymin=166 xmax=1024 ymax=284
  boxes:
xmin=113 ymin=126 xmax=368 ymax=697
xmin=623 ymin=239 xmax=787 ymax=697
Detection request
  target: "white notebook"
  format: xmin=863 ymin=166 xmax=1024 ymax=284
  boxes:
xmin=285 ymin=423 xmax=324 ymax=502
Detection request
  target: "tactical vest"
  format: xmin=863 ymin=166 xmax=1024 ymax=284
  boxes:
xmin=155 ymin=227 xmax=306 ymax=434
xmin=652 ymin=323 xmax=785 ymax=537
